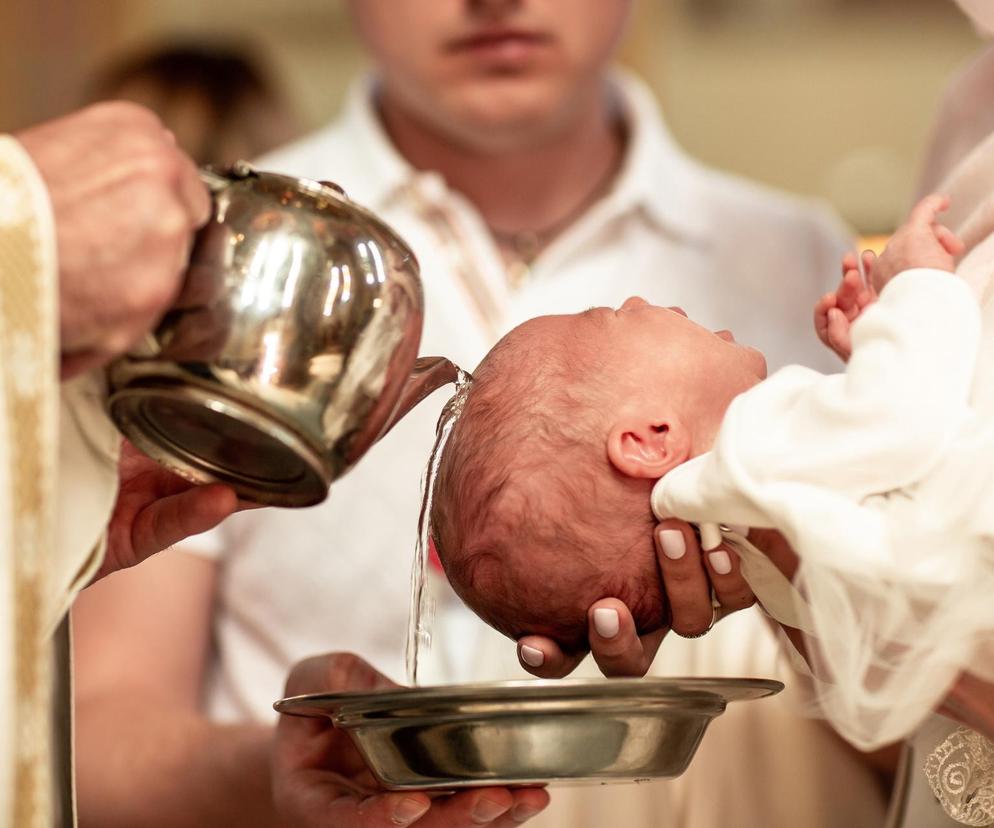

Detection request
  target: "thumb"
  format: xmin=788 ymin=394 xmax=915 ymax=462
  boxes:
xmin=935 ymin=224 xmax=965 ymax=258
xmin=284 ymin=653 xmax=396 ymax=698
xmin=826 ymin=307 xmax=852 ymax=361
xmin=131 ymin=484 xmax=238 ymax=564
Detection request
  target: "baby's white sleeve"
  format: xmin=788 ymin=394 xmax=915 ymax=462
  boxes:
xmin=656 ymin=268 xmax=982 ymax=518
xmin=657 ymin=269 xmax=993 ymax=755
xmin=738 ymin=268 xmax=981 ymax=497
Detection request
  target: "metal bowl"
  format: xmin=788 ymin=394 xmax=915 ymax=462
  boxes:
xmin=275 ymin=677 xmax=783 ymax=790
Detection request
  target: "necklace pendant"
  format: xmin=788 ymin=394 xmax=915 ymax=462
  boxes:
xmin=507 ymin=258 xmax=531 ymax=289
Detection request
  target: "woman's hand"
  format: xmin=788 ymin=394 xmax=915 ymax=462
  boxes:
xmin=515 ymin=519 xmax=757 ymax=678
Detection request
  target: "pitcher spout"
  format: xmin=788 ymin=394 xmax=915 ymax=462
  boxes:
xmin=379 ymin=356 xmax=471 ymax=440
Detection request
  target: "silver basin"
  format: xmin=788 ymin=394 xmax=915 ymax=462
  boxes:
xmin=274 ymin=677 xmax=783 ymax=790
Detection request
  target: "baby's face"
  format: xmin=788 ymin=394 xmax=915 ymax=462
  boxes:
xmin=512 ymin=296 xmax=767 ymax=398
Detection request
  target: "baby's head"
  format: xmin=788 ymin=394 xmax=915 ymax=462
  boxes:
xmin=431 ymin=297 xmax=767 ymax=654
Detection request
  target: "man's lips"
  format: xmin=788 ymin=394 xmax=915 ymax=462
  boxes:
xmin=446 ymin=28 xmax=552 ymax=56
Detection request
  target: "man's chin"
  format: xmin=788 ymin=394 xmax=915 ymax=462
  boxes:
xmin=442 ymin=80 xmax=581 ymax=149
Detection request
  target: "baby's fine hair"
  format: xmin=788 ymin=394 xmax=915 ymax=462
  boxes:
xmin=431 ymin=325 xmax=667 ymax=654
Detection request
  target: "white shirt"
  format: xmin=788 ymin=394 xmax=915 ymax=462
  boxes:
xmin=653 ymin=269 xmax=994 ymax=754
xmin=176 ymin=73 xmax=889 ymax=827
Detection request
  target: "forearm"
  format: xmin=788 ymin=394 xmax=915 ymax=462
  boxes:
xmin=76 ymin=696 xmax=278 ymax=828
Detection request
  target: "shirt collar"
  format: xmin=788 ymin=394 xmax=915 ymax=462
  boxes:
xmin=334 ymin=76 xmax=422 ymax=209
xmin=605 ymin=70 xmax=711 ymax=244
xmin=337 ymin=70 xmax=710 ymax=243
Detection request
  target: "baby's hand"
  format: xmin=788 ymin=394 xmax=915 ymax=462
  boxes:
xmin=814 ymin=251 xmax=877 ymax=362
xmin=868 ymin=194 xmax=964 ymax=293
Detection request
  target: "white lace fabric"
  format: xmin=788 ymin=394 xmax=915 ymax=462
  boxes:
xmin=925 ymin=727 xmax=994 ymax=826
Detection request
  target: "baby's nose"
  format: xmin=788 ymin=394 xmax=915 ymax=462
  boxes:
xmin=620 ymin=296 xmax=648 ymax=311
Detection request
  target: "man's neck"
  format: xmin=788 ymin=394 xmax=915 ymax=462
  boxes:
xmin=377 ymin=84 xmax=625 ymax=241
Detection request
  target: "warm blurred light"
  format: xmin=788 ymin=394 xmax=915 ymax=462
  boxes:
xmin=857 ymin=235 xmax=891 ymax=256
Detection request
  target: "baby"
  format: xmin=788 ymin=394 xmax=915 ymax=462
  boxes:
xmin=430 ymin=288 xmax=766 ymax=653
xmin=430 ymin=193 xmax=990 ymax=710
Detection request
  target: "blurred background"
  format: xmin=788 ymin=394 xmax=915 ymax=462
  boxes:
xmin=0 ymin=0 xmax=983 ymax=234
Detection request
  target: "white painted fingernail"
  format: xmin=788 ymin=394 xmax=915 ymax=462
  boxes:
xmin=519 ymin=645 xmax=544 ymax=667
xmin=700 ymin=523 xmax=722 ymax=551
xmin=659 ymin=529 xmax=686 ymax=560
xmin=709 ymin=550 xmax=733 ymax=575
xmin=593 ymin=608 xmax=620 ymax=639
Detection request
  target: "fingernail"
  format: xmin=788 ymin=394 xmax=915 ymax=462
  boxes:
xmin=593 ymin=608 xmax=620 ymax=639
xmin=709 ymin=550 xmax=732 ymax=575
xmin=393 ymin=797 xmax=430 ymax=825
xmin=659 ymin=529 xmax=685 ymax=560
xmin=473 ymin=798 xmax=510 ymax=823
xmin=511 ymin=803 xmax=546 ymax=822
xmin=519 ymin=645 xmax=544 ymax=667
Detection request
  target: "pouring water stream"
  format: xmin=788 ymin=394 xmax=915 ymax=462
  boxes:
xmin=405 ymin=367 xmax=473 ymax=686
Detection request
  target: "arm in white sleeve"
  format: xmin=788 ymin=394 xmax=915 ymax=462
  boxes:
xmin=655 ymin=268 xmax=982 ymax=523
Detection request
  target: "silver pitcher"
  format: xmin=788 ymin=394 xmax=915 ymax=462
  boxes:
xmin=108 ymin=163 xmax=459 ymax=507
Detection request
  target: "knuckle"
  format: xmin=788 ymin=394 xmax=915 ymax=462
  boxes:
xmin=661 ymin=564 xmax=702 ymax=587
xmin=89 ymin=100 xmax=164 ymax=132
xmin=135 ymin=149 xmax=183 ymax=188
xmin=593 ymin=638 xmax=631 ymax=660
xmin=155 ymin=204 xmax=192 ymax=239
xmin=117 ymin=135 xmax=183 ymax=188
xmin=718 ymin=590 xmax=756 ymax=611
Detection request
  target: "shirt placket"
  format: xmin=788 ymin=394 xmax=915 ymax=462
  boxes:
xmin=402 ymin=174 xmax=512 ymax=344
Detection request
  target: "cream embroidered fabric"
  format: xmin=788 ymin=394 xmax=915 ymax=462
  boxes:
xmin=925 ymin=727 xmax=994 ymax=826
xmin=0 ymin=135 xmax=120 ymax=828
xmin=0 ymin=134 xmax=59 ymax=828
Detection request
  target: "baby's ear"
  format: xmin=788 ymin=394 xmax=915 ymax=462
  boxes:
xmin=606 ymin=414 xmax=690 ymax=479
